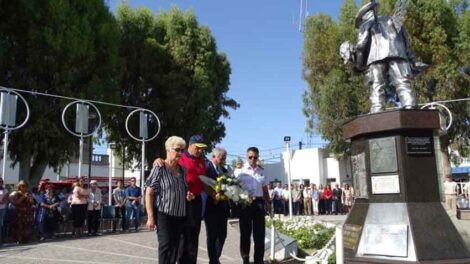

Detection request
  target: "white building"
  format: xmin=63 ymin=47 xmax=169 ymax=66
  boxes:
xmin=263 ymin=147 xmax=351 ymax=187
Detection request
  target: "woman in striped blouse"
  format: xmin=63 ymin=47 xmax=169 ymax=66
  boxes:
xmin=145 ymin=136 xmax=195 ymax=264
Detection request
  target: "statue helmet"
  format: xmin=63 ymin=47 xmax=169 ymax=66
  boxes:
xmin=355 ymin=0 xmax=379 ymax=28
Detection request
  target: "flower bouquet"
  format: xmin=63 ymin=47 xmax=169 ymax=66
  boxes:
xmin=199 ymin=173 xmax=252 ymax=205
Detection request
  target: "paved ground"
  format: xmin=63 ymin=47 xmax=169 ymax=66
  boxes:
xmin=0 ymin=214 xmax=347 ymax=264
xmin=3 ymin=209 xmax=470 ymax=264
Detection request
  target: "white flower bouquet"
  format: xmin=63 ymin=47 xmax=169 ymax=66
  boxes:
xmin=199 ymin=173 xmax=252 ymax=205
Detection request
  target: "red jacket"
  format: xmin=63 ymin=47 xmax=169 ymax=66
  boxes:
xmin=178 ymin=151 xmax=206 ymax=196
xmin=323 ymin=189 xmax=333 ymax=200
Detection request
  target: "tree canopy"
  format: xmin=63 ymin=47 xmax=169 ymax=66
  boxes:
xmin=0 ymin=0 xmax=121 ymax=186
xmin=105 ymin=5 xmax=239 ymax=169
xmin=303 ymin=0 xmax=470 ymax=158
xmin=0 ymin=1 xmax=238 ymax=185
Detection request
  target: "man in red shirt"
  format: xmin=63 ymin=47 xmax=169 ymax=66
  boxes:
xmin=153 ymin=134 xmax=207 ymax=264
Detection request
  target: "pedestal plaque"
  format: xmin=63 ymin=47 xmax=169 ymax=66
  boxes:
xmin=371 ymin=175 xmax=400 ymax=194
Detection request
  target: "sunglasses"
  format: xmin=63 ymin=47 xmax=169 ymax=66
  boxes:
xmin=172 ymin=148 xmax=185 ymax=153
xmin=248 ymin=156 xmax=259 ymax=160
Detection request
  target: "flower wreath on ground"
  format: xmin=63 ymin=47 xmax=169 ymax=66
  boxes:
xmin=199 ymin=172 xmax=252 ymax=205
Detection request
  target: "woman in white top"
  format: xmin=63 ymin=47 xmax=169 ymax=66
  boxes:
xmin=71 ymin=178 xmax=88 ymax=237
xmin=303 ymin=186 xmax=312 ymax=215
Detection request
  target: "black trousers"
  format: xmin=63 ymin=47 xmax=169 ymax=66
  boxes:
xmin=113 ymin=206 xmax=127 ymax=231
xmin=71 ymin=204 xmax=87 ymax=228
xmin=205 ymin=210 xmax=228 ymax=264
xmin=87 ymin=209 xmax=101 ymax=234
xmin=239 ymin=198 xmax=265 ymax=264
xmin=178 ymin=195 xmax=202 ymax=264
xmin=157 ymin=212 xmax=185 ymax=264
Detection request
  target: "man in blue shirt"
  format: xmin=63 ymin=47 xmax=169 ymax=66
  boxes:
xmin=126 ymin=177 xmax=142 ymax=231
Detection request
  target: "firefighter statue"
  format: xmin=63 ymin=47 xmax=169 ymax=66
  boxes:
xmin=340 ymin=0 xmax=426 ymax=113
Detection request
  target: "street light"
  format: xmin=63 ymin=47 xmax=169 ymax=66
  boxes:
xmin=284 ymin=136 xmax=293 ymax=219
xmin=109 ymin=142 xmax=119 ymax=206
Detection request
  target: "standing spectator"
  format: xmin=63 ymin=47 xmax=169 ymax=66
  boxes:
xmin=126 ymin=177 xmax=142 ymax=232
xmin=318 ymin=184 xmax=325 ymax=215
xmin=204 ymin=147 xmax=229 ymax=264
xmin=10 ymin=180 xmax=34 ymax=243
xmin=298 ymin=184 xmax=304 ymax=215
xmin=444 ymin=174 xmax=458 ymax=214
xmin=37 ymin=184 xmax=60 ymax=240
xmin=101 ymin=188 xmax=109 ymax=207
xmin=311 ymin=184 xmax=319 ymax=215
xmin=324 ymin=185 xmax=333 ymax=215
xmin=32 ymin=187 xmax=42 ymax=237
xmin=282 ymin=184 xmax=290 ymax=216
xmin=57 ymin=187 xmax=69 ymax=214
xmin=71 ymin=178 xmax=88 ymax=238
xmin=292 ymin=185 xmax=301 ymax=215
xmin=113 ymin=180 xmax=127 ymax=232
xmin=343 ymin=183 xmax=354 ymax=213
xmin=273 ymin=182 xmax=283 ymax=216
xmin=153 ymin=134 xmax=208 ymax=264
xmin=267 ymin=184 xmax=274 ymax=206
xmin=233 ymin=158 xmax=244 ymax=177
xmin=87 ymin=180 xmax=102 ymax=236
xmin=0 ymin=178 xmax=9 ymax=244
xmin=145 ymin=136 xmax=194 ymax=264
xmin=237 ymin=147 xmax=269 ymax=264
xmin=303 ymin=185 xmax=312 ymax=215
xmin=332 ymin=184 xmax=343 ymax=215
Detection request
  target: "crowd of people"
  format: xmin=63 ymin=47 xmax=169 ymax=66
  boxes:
xmin=268 ymin=181 xmax=354 ymax=217
xmin=0 ymin=175 xmax=143 ymax=244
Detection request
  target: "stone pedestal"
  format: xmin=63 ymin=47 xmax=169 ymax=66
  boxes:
xmin=342 ymin=109 xmax=470 ymax=263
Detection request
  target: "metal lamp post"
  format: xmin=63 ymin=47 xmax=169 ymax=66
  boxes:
xmin=125 ymin=109 xmax=160 ymax=206
xmin=0 ymin=89 xmax=30 ymax=183
xmin=284 ymin=136 xmax=293 ymax=219
xmin=62 ymin=100 xmax=101 ymax=183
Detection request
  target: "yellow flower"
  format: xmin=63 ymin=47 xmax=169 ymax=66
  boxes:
xmin=215 ymin=185 xmax=221 ymax=192
xmin=217 ymin=177 xmax=223 ymax=183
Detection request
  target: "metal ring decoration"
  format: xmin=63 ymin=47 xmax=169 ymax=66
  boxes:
xmin=61 ymin=100 xmax=102 ymax=137
xmin=0 ymin=88 xmax=30 ymax=131
xmin=125 ymin=108 xmax=161 ymax=142
xmin=421 ymin=102 xmax=453 ymax=131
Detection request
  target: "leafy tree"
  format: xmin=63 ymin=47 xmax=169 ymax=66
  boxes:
xmin=105 ymin=5 xmax=239 ymax=168
xmin=0 ymin=0 xmax=122 ymax=186
xmin=303 ymin=0 xmax=470 ymax=158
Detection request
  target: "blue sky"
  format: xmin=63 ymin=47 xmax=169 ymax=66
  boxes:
xmin=104 ymin=0 xmax=346 ymax=161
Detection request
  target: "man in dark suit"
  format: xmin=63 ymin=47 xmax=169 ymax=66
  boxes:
xmin=332 ymin=183 xmax=343 ymax=215
xmin=204 ymin=147 xmax=229 ymax=264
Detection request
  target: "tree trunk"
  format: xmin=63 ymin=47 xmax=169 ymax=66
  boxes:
xmin=18 ymin=156 xmax=48 ymax=189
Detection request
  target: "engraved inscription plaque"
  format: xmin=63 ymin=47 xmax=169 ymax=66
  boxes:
xmin=371 ymin=175 xmax=400 ymax=194
xmin=343 ymin=224 xmax=363 ymax=251
xmin=351 ymin=152 xmax=368 ymax=198
xmin=364 ymin=224 xmax=408 ymax=257
xmin=406 ymin=136 xmax=433 ymax=154
xmin=369 ymin=137 xmax=398 ymax=174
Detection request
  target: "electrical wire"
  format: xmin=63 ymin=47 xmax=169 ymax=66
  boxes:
xmin=0 ymin=86 xmax=142 ymax=110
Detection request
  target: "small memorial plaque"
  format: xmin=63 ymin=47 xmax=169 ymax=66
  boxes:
xmin=352 ymin=153 xmax=368 ymax=198
xmin=371 ymin=175 xmax=400 ymax=194
xmin=406 ymin=136 xmax=433 ymax=154
xmin=364 ymin=224 xmax=408 ymax=257
xmin=343 ymin=224 xmax=363 ymax=251
xmin=369 ymin=137 xmax=398 ymax=174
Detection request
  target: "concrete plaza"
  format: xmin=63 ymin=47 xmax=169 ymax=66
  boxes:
xmin=2 ymin=211 xmax=470 ymax=264
xmin=0 ymin=215 xmax=346 ymax=264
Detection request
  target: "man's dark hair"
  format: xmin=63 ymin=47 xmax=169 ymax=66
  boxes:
xmin=130 ymin=177 xmax=136 ymax=181
xmin=246 ymin=147 xmax=259 ymax=154
xmin=117 ymin=179 xmax=123 ymax=183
